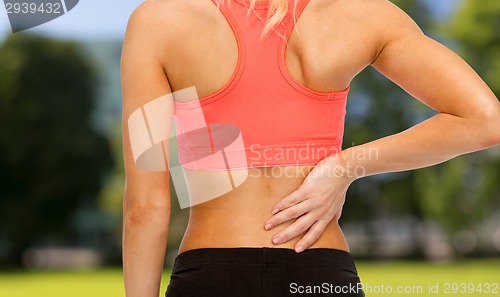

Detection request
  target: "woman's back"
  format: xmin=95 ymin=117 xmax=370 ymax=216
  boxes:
xmin=153 ymin=0 xmax=380 ymax=253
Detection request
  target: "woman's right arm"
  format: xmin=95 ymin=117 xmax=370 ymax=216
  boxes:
xmin=121 ymin=3 xmax=173 ymax=297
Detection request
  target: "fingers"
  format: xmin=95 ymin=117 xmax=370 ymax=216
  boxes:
xmin=271 ymin=186 xmax=308 ymax=215
xmin=265 ymin=197 xmax=314 ymax=231
xmin=294 ymin=218 xmax=330 ymax=253
xmin=268 ymin=211 xmax=317 ymax=246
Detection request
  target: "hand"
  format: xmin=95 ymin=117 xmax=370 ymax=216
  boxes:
xmin=263 ymin=153 xmax=356 ymax=253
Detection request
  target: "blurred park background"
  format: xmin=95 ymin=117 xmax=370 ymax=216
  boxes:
xmin=0 ymin=0 xmax=499 ymax=296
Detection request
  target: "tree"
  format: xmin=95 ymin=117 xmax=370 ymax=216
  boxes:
xmin=0 ymin=34 xmax=114 ymax=265
xmin=445 ymin=0 xmax=500 ymax=96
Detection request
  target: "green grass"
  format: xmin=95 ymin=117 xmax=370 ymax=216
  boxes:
xmin=0 ymin=260 xmax=498 ymax=296
xmin=356 ymin=260 xmax=500 ymax=296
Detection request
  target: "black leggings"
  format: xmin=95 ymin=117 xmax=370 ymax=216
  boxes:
xmin=165 ymin=247 xmax=365 ymax=297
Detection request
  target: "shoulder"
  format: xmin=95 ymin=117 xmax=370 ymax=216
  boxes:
xmin=322 ymin=0 xmax=425 ymax=62
xmin=126 ymin=0 xmax=218 ymax=44
xmin=127 ymin=0 xmax=216 ymax=27
xmin=123 ymin=0 xmax=193 ymax=60
xmin=327 ymin=0 xmax=421 ymax=25
xmin=344 ymin=0 xmax=423 ymax=36
xmin=126 ymin=0 xmax=185 ymax=32
xmin=317 ymin=0 xmax=422 ymax=34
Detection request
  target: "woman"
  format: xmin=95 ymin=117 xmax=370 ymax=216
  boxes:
xmin=120 ymin=0 xmax=500 ymax=296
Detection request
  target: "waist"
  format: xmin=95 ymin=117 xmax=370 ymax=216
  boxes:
xmin=179 ymin=218 xmax=350 ymax=254
xmin=177 ymin=165 xmax=350 ymax=254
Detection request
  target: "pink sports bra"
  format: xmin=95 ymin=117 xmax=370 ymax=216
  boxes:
xmin=173 ymin=0 xmax=349 ymax=171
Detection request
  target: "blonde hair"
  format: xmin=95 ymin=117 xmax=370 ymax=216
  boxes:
xmin=215 ymin=0 xmax=298 ymax=39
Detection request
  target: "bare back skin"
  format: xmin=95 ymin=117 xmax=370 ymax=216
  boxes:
xmin=154 ymin=0 xmax=381 ymax=254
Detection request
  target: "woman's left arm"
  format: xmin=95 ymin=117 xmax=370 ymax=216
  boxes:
xmin=264 ymin=0 xmax=500 ymax=253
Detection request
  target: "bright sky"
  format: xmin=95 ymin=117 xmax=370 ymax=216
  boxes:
xmin=0 ymin=0 xmax=459 ymax=40
xmin=0 ymin=0 xmax=143 ymax=40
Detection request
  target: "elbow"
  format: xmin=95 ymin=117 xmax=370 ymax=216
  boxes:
xmin=477 ymin=108 xmax=500 ymax=149
xmin=491 ymin=120 xmax=500 ymax=147
xmin=125 ymin=203 xmax=171 ymax=216
xmin=124 ymin=205 xmax=171 ymax=228
xmin=124 ymin=201 xmax=171 ymax=218
xmin=123 ymin=188 xmax=171 ymax=224
xmin=487 ymin=126 xmax=500 ymax=148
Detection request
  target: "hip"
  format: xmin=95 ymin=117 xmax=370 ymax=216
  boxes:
xmin=166 ymin=247 xmax=365 ymax=297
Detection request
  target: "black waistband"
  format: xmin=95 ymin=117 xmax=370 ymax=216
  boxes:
xmin=172 ymin=247 xmax=357 ymax=272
